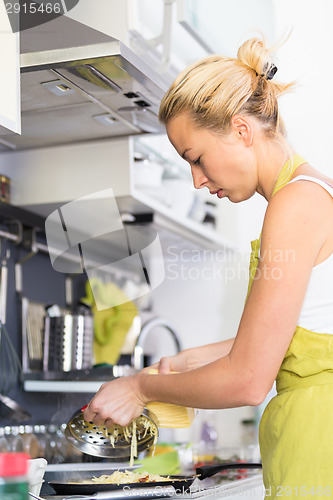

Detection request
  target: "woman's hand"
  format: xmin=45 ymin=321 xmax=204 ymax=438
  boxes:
xmin=83 ymin=374 xmax=146 ymax=428
xmin=147 ymin=350 xmax=190 ymax=374
xmin=147 ymin=340 xmax=235 ymax=374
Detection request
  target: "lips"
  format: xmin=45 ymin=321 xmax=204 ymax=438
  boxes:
xmin=209 ymin=189 xmax=224 ymax=198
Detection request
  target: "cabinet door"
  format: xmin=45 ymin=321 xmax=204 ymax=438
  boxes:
xmin=177 ymin=0 xmax=275 ymax=54
xmin=0 ymin=2 xmax=20 ymax=135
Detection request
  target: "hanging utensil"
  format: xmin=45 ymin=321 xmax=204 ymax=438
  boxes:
xmin=0 ymin=248 xmax=10 ymax=325
xmin=0 ymin=242 xmax=31 ymax=422
xmin=0 ymin=317 xmax=22 ymax=396
xmin=0 ymin=394 xmax=31 ymax=422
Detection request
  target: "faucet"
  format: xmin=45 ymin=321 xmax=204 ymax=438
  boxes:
xmin=131 ymin=317 xmax=182 ymax=370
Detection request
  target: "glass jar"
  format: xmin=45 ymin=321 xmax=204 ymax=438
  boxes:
xmin=241 ymin=419 xmax=258 ymax=446
xmin=0 ymin=429 xmax=10 ymax=453
xmin=5 ymin=427 xmax=24 ymax=453
xmin=0 ymin=452 xmax=30 ymax=500
xmin=20 ymin=426 xmax=40 ymax=459
xmin=0 ymin=175 xmax=10 ymax=203
xmin=33 ymin=425 xmax=50 ymax=460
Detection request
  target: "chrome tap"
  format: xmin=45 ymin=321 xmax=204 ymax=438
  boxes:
xmin=132 ymin=317 xmax=181 ymax=370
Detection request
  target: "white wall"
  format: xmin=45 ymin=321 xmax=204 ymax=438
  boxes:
xmin=273 ymin=0 xmax=333 ymax=176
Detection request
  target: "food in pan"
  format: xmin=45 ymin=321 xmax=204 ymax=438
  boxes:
xmin=75 ymin=470 xmax=175 ymax=484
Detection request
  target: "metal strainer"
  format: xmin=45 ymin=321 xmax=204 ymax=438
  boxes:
xmin=65 ymin=408 xmax=158 ymax=459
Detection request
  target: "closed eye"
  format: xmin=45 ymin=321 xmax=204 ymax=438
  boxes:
xmin=193 ymin=156 xmax=201 ymax=166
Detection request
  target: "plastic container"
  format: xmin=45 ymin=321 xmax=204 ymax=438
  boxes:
xmin=27 ymin=458 xmax=47 ymax=497
xmin=241 ymin=419 xmax=258 ymax=446
xmin=0 ymin=452 xmax=30 ymax=499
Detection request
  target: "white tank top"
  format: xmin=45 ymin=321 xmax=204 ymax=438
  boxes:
xmin=288 ymin=175 xmax=333 ymax=334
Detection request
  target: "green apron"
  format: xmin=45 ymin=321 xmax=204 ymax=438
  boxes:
xmin=248 ymin=155 xmax=333 ymax=498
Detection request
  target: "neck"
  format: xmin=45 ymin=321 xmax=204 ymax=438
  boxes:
xmin=255 ymin=140 xmax=295 ymax=201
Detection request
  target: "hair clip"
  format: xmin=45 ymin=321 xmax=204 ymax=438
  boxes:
xmin=261 ymin=63 xmax=278 ymax=80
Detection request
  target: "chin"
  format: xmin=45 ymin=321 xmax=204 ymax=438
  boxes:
xmin=229 ymin=192 xmax=255 ymax=203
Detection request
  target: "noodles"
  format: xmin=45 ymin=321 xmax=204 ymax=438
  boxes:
xmin=106 ymin=415 xmax=158 ymax=467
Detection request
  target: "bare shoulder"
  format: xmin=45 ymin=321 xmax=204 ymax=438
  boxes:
xmin=269 ymin=176 xmax=332 ymax=214
xmin=263 ymin=178 xmax=332 ymax=252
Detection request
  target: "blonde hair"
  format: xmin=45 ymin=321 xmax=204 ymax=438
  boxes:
xmin=159 ymin=37 xmax=294 ymax=138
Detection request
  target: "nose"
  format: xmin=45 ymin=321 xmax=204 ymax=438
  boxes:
xmin=191 ymin=166 xmax=208 ymax=189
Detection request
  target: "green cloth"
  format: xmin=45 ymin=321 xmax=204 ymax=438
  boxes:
xmin=135 ymin=450 xmax=181 ymax=475
xmin=81 ymin=278 xmax=137 ymax=365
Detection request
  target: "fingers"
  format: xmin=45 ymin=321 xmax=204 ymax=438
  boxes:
xmin=104 ymin=418 xmax=115 ymax=428
xmin=157 ymin=356 xmax=172 ymax=374
xmin=82 ymin=402 xmax=97 ymax=423
xmin=81 ymin=383 xmax=144 ymax=428
xmin=81 ymin=374 xmax=147 ymax=430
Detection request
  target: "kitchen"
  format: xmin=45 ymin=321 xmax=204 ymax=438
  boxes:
xmin=0 ymin=0 xmax=332 ymax=498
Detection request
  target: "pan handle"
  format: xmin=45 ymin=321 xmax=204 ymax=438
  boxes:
xmin=196 ymin=462 xmax=262 ymax=480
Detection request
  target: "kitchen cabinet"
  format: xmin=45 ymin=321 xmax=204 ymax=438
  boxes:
xmin=0 ymin=2 xmax=20 ymax=135
xmin=177 ymin=0 xmax=275 ymax=56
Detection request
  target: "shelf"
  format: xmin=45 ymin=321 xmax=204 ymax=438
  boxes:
xmin=134 ymin=136 xmax=192 ymax=182
xmin=0 ymin=200 xmax=45 ymax=230
xmin=23 ymin=379 xmax=106 ymax=393
xmin=23 ymin=365 xmax=137 ymax=393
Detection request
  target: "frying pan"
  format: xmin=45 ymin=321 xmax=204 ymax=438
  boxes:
xmin=49 ymin=462 xmax=262 ymax=495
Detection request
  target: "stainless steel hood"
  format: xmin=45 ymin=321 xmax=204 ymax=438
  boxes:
xmin=0 ymin=15 xmax=170 ymax=151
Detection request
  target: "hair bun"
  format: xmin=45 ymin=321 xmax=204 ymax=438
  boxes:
xmin=237 ymin=37 xmax=274 ymax=79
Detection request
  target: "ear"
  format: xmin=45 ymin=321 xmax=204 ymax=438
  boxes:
xmin=230 ymin=115 xmax=253 ymax=147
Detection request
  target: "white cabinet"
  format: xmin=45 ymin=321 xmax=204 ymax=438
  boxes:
xmin=0 ymin=3 xmax=20 ymax=136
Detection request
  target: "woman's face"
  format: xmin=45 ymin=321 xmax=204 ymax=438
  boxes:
xmin=166 ymin=113 xmax=258 ymax=203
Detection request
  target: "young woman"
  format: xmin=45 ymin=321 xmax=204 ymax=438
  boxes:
xmin=84 ymin=37 xmax=333 ymax=497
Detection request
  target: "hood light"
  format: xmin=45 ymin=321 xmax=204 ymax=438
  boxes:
xmin=93 ymin=113 xmax=118 ymax=126
xmin=42 ymin=79 xmax=76 ymax=96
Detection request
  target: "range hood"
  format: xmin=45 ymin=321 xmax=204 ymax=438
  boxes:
xmin=0 ymin=15 xmax=170 ymax=151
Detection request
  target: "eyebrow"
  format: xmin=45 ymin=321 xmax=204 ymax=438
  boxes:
xmin=182 ymin=148 xmax=192 ymax=160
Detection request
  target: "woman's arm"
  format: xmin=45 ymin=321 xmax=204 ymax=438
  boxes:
xmin=84 ymin=181 xmax=331 ymax=427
